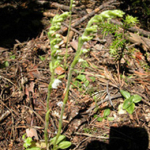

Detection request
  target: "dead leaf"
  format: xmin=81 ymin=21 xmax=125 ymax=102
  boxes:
xmin=126 ymin=32 xmax=150 ymax=52
xmin=86 ymin=9 xmax=92 ymax=13
xmin=63 ymin=30 xmax=74 ymax=43
xmin=134 ymin=71 xmax=147 ymax=76
xmin=27 ymin=65 xmax=40 ymax=80
xmin=25 ymin=82 xmax=35 ymax=103
xmin=55 ymin=66 xmax=65 ymax=75
xmin=70 ymin=39 xmax=78 ymax=51
xmin=26 ymin=128 xmax=39 ymax=140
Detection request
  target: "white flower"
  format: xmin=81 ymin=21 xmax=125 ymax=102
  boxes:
xmin=49 ymin=30 xmax=55 ymax=35
xmin=82 ymin=49 xmax=89 ymax=53
xmin=54 ymin=45 xmax=59 ymax=49
xmin=56 ymin=101 xmax=64 ymax=108
xmin=56 ymin=50 xmax=61 ymax=54
xmin=78 ymin=58 xmax=85 ymax=62
xmin=52 ymin=79 xmax=62 ymax=89
xmin=57 ymin=56 xmax=62 ymax=60
xmin=55 ymin=34 xmax=60 ymax=38
xmin=56 ymin=22 xmax=61 ymax=26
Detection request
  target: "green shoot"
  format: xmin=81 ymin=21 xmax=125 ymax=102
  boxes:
xmin=120 ymin=90 xmax=142 ymax=114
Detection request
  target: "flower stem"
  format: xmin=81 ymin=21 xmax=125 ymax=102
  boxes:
xmin=44 ymin=62 xmax=55 ymax=148
xmin=64 ymin=0 xmax=73 ymax=69
xmin=52 ymin=37 xmax=84 ymax=150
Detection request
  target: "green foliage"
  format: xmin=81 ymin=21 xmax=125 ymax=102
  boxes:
xmin=103 ymin=108 xmax=111 ymax=118
xmin=10 ymin=55 xmax=16 ymax=59
xmin=39 ymin=56 xmax=45 ymax=61
xmin=47 ymin=8 xmax=125 ymax=150
xmin=72 ymin=74 xmax=97 ymax=94
xmin=50 ymin=135 xmax=71 ymax=149
xmin=83 ymin=128 xmax=92 ymax=133
xmin=120 ymin=90 xmax=142 ymax=114
xmin=45 ymin=10 xmax=70 ymax=149
xmin=89 ymin=76 xmax=96 ymax=82
xmin=48 ymin=11 xmax=70 ymax=73
xmin=120 ymin=90 xmax=131 ymax=99
xmin=22 ymin=134 xmax=32 ymax=149
xmin=22 ymin=134 xmax=41 ymax=150
xmin=4 ymin=61 xmax=9 ymax=67
xmin=98 ymin=14 xmax=139 ymax=60
xmin=21 ymin=7 xmax=127 ymax=150
xmin=22 ymin=134 xmax=71 ymax=150
xmin=94 ymin=108 xmax=114 ymax=122
xmin=57 ymin=141 xmax=72 ymax=149
xmin=124 ymin=15 xmax=139 ymax=27
xmin=99 ymin=21 xmax=119 ymax=39
xmin=76 ymin=74 xmax=87 ymax=82
xmin=80 ymin=60 xmax=89 ymax=68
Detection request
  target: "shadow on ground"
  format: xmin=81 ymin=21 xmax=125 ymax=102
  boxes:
xmin=85 ymin=126 xmax=149 ymax=150
xmin=0 ymin=0 xmax=51 ymax=48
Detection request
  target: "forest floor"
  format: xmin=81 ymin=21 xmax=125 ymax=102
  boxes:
xmin=0 ymin=0 xmax=150 ymax=149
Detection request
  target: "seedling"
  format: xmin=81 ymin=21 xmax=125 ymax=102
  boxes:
xmin=120 ymin=90 xmax=142 ymax=114
xmin=22 ymin=134 xmax=71 ymax=150
xmin=94 ymin=108 xmax=114 ymax=122
xmin=50 ymin=135 xmax=71 ymax=150
xmin=72 ymin=74 xmax=96 ymax=94
xmin=22 ymin=134 xmax=33 ymax=149
xmin=99 ymin=14 xmax=139 ymax=60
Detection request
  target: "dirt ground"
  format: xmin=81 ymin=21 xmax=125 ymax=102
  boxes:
xmin=0 ymin=0 xmax=150 ymax=149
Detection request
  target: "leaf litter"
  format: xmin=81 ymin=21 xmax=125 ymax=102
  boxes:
xmin=0 ymin=0 xmax=150 ymax=149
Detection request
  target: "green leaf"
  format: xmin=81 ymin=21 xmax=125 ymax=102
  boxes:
xmin=124 ymin=15 xmax=139 ymax=26
xmin=50 ymin=135 xmax=66 ymax=145
xmin=23 ymin=137 xmax=32 ymax=148
xmin=4 ymin=61 xmax=9 ymax=67
xmin=94 ymin=114 xmax=98 ymax=118
xmin=22 ymin=134 xmax=26 ymax=140
xmin=89 ymin=76 xmax=96 ymax=82
xmin=103 ymin=116 xmax=107 ymax=120
xmin=120 ymin=90 xmax=131 ymax=99
xmin=97 ymin=117 xmax=103 ymax=122
xmin=123 ymin=97 xmax=133 ymax=109
xmin=107 ymin=117 xmax=114 ymax=121
xmin=83 ymin=128 xmax=91 ymax=133
xmin=10 ymin=55 xmax=16 ymax=59
xmin=57 ymin=74 xmax=65 ymax=79
xmin=103 ymin=108 xmax=110 ymax=117
xmin=81 ymin=61 xmax=89 ymax=68
xmin=131 ymin=94 xmax=142 ymax=103
xmin=76 ymin=74 xmax=86 ymax=82
xmin=93 ymin=95 xmax=97 ymax=101
xmin=39 ymin=56 xmax=45 ymax=61
xmin=72 ymin=80 xmax=82 ymax=88
xmin=84 ymin=80 xmax=89 ymax=87
xmin=58 ymin=141 xmax=71 ymax=149
xmin=126 ymin=103 xmax=135 ymax=114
